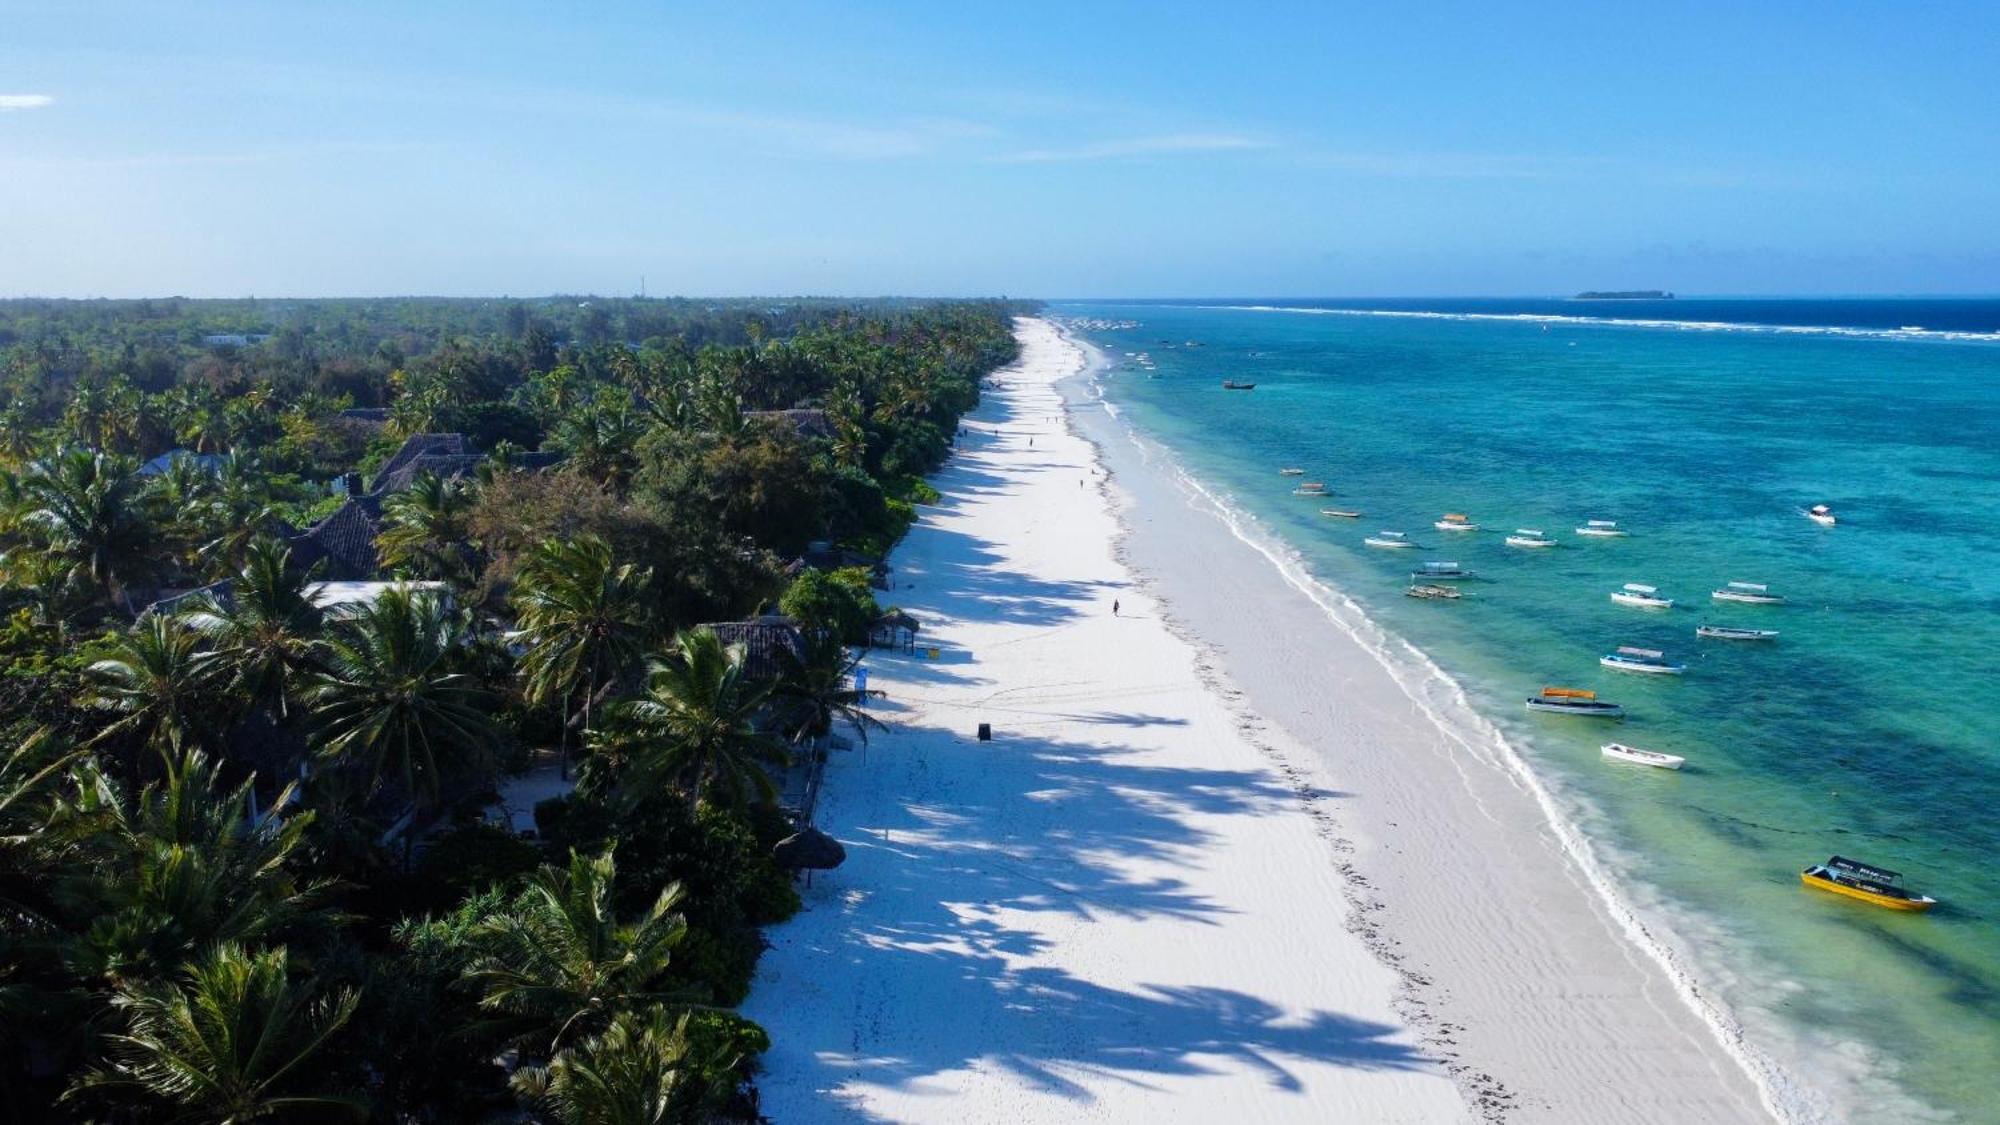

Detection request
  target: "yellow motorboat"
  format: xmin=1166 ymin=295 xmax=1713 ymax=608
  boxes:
xmin=1801 ymin=856 xmax=1936 ymax=912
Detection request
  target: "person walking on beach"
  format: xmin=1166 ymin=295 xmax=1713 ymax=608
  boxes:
xmin=1113 ymin=599 xmax=1120 ymax=616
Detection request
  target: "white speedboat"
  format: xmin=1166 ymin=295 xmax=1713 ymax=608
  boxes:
xmin=1576 ymin=520 xmax=1629 ymax=537
xmin=1505 ymin=528 xmax=1557 ymax=548
xmin=1435 ymin=513 xmax=1479 ymax=532
xmin=1805 ymin=504 xmax=1836 ymax=526
xmin=1279 ymin=467 xmax=1305 ymax=476
xmin=1293 ymin=482 xmax=1328 ymax=495
xmin=1412 ymin=561 xmax=1474 ymax=581
xmin=1525 ymin=687 xmax=1624 ymax=718
xmin=1600 ymin=646 xmax=1686 ymax=675
xmin=1611 ymin=583 xmax=1674 ymax=609
xmin=1697 ymin=624 xmax=1779 ymax=641
xmin=1602 ymin=742 xmax=1685 ymax=770
xmin=1712 ymin=581 xmax=1786 ymax=605
xmin=1365 ymin=531 xmax=1416 ymax=549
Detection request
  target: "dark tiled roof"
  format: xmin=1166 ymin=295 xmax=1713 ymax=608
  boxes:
xmin=371 ymin=453 xmax=482 ymax=495
xmin=368 ymin=433 xmax=471 ymax=493
xmin=701 ymin=616 xmax=806 ymax=682
xmin=286 ymin=497 xmax=381 ymax=580
xmin=744 ymin=409 xmax=834 ymax=440
xmin=337 ymin=407 xmax=391 ymax=424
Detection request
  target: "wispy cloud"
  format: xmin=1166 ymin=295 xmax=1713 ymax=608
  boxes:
xmin=0 ymin=94 xmax=55 ymax=111
xmin=993 ymin=133 xmax=1271 ymax=164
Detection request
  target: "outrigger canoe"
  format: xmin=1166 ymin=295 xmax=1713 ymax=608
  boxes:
xmin=1525 ymin=687 xmax=1624 ymax=718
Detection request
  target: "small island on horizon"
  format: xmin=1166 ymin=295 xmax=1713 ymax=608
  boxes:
xmin=1574 ymin=289 xmax=1675 ymax=299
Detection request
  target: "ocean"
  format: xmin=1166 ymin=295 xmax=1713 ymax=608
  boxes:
xmin=1059 ymin=298 xmax=2000 ymax=1123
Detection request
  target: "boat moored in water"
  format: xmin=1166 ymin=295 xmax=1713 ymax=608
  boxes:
xmin=1713 ymin=581 xmax=1787 ymax=605
xmin=1222 ymin=380 xmax=1256 ymax=390
xmin=1364 ymin=531 xmax=1416 ymax=549
xmin=1435 ymin=513 xmax=1479 ymax=532
xmin=1610 ymin=583 xmax=1674 ymax=609
xmin=1600 ymin=646 xmax=1686 ymax=674
xmin=1576 ymin=520 xmax=1630 ymax=537
xmin=1801 ymin=856 xmax=1936 ymax=912
xmin=1804 ymin=504 xmax=1836 ymax=526
xmin=1601 ymin=742 xmax=1685 ymax=770
xmin=1406 ymin=583 xmax=1462 ymax=600
xmin=1505 ymin=528 xmax=1557 ymax=548
xmin=1696 ymin=624 xmax=1779 ymax=640
xmin=1279 ymin=467 xmax=1305 ymax=476
xmin=1411 ymin=561 xmax=1474 ymax=581
xmin=1320 ymin=508 xmax=1363 ymax=519
xmin=1525 ymin=687 xmax=1624 ymax=718
xmin=1292 ymin=482 xmax=1328 ymax=495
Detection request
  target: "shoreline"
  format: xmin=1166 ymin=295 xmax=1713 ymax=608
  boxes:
xmin=745 ymin=317 xmax=1785 ymax=1123
xmin=1055 ymin=323 xmax=1798 ymax=1123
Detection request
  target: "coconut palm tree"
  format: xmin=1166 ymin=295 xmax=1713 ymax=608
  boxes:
xmin=509 ymin=1006 xmax=736 ymax=1125
xmin=773 ymin=631 xmax=885 ymax=749
xmin=512 ymin=535 xmax=654 ymax=777
xmin=71 ymin=943 xmax=363 ymax=1122
xmin=307 ymin=587 xmax=496 ymax=852
xmin=184 ymin=538 xmax=326 ymax=724
xmin=62 ymin=749 xmax=333 ymax=985
xmin=549 ymin=391 xmax=645 ymax=492
xmin=84 ymin=614 xmax=225 ymax=760
xmin=376 ymin=470 xmax=478 ymax=586
xmin=16 ymin=446 xmax=157 ymax=609
xmin=607 ymin=629 xmax=786 ymax=813
xmin=464 ymin=848 xmax=694 ymax=1054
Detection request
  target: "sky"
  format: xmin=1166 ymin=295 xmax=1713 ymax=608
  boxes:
xmin=2 ymin=1 xmax=1997 ymax=298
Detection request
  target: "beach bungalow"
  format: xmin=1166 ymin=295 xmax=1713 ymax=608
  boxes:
xmin=701 ymin=614 xmax=809 ymax=682
xmin=136 ymin=449 xmax=227 ymax=478
xmin=869 ymin=608 xmax=920 ymax=652
xmin=286 ymin=496 xmax=384 ymax=580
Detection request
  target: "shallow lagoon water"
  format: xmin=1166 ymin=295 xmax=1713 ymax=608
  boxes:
xmin=1063 ymin=299 xmax=2000 ymax=1121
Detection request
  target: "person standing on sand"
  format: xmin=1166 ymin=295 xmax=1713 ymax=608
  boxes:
xmin=1113 ymin=599 xmax=1120 ymax=616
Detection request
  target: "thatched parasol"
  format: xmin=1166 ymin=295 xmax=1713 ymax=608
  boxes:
xmin=773 ymin=827 xmax=847 ymax=870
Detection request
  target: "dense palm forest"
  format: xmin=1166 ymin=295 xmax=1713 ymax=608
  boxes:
xmin=0 ymin=295 xmax=1027 ymax=1121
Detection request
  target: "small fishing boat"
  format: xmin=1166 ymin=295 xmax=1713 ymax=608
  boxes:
xmin=1801 ymin=856 xmax=1936 ymax=912
xmin=1712 ymin=581 xmax=1786 ymax=605
xmin=1411 ymin=561 xmax=1474 ymax=581
xmin=1279 ymin=468 xmax=1305 ymax=476
xmin=1406 ymin=583 xmax=1462 ymax=600
xmin=1610 ymin=583 xmax=1674 ymax=609
xmin=1222 ymin=380 xmax=1256 ymax=390
xmin=1600 ymin=646 xmax=1686 ymax=675
xmin=1525 ymin=687 xmax=1624 ymax=718
xmin=1435 ymin=513 xmax=1479 ymax=532
xmin=1804 ymin=504 xmax=1836 ymax=526
xmin=1696 ymin=624 xmax=1779 ymax=641
xmin=1505 ymin=528 xmax=1557 ymax=548
xmin=1576 ymin=520 xmax=1630 ymax=537
xmin=1364 ymin=531 xmax=1416 ymax=549
xmin=1320 ymin=508 xmax=1363 ymax=519
xmin=1601 ymin=742 xmax=1685 ymax=770
xmin=1292 ymin=482 xmax=1328 ymax=496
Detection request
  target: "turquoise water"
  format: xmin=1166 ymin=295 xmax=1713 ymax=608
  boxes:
xmin=1062 ymin=301 xmax=2000 ymax=1122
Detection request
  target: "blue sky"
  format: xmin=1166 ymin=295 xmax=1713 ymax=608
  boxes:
xmin=2 ymin=1 xmax=1996 ymax=297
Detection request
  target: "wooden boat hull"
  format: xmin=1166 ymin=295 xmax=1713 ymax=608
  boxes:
xmin=1505 ymin=537 xmax=1557 ymax=548
xmin=1525 ymin=699 xmax=1625 ymax=718
xmin=1713 ymin=592 xmax=1786 ymax=604
xmin=1697 ymin=626 xmax=1778 ymax=640
xmin=1602 ymin=743 xmax=1684 ymax=770
xmin=1320 ymin=509 xmax=1362 ymax=518
xmin=1576 ymin=528 xmax=1629 ymax=537
xmin=1434 ymin=522 xmax=1478 ymax=532
xmin=1801 ymin=871 xmax=1935 ymax=911
xmin=1611 ymin=593 xmax=1674 ymax=609
xmin=1600 ymin=656 xmax=1686 ymax=674
xmin=1365 ymin=538 xmax=1415 ymax=549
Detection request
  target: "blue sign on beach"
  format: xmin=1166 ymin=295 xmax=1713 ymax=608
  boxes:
xmin=853 ymin=667 xmax=868 ymax=701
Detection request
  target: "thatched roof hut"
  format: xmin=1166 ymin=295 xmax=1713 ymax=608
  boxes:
xmin=700 ymin=615 xmax=807 ymax=681
xmin=773 ymin=827 xmax=846 ymax=870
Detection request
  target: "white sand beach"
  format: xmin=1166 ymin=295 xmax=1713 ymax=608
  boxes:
xmin=746 ymin=319 xmax=1777 ymax=1123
